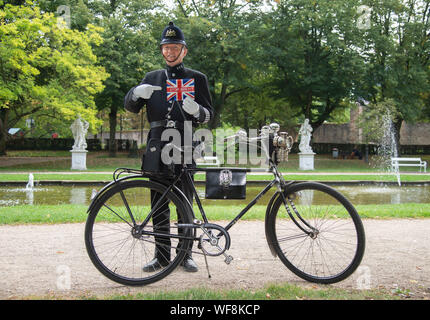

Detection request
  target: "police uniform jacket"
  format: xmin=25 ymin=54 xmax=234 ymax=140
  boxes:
xmin=124 ymin=63 xmax=213 ymax=141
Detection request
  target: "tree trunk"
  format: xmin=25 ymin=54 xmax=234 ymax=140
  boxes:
xmin=109 ymin=108 xmax=117 ymax=157
xmin=243 ymin=108 xmax=249 ymax=132
xmin=0 ymin=131 xmax=6 ymax=156
xmin=392 ymin=118 xmax=403 ymax=157
xmin=302 ymin=90 xmax=313 ymax=123
xmin=209 ymin=84 xmax=227 ymax=130
xmin=0 ymin=109 xmax=9 ymax=156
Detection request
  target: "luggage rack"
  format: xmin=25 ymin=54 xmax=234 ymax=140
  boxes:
xmin=113 ymin=167 xmax=144 ymax=182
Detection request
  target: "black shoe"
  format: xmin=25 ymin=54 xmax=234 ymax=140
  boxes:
xmin=142 ymin=258 xmax=169 ymax=272
xmin=181 ymin=256 xmax=198 ymax=272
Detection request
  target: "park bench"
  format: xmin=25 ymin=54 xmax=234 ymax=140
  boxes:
xmin=391 ymin=157 xmax=427 ymax=173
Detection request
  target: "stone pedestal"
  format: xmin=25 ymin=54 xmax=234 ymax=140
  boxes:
xmin=70 ymin=150 xmax=88 ymax=170
xmin=299 ymin=152 xmax=315 ymax=170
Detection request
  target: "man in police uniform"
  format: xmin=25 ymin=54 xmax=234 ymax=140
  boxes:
xmin=124 ymin=22 xmax=213 ymax=272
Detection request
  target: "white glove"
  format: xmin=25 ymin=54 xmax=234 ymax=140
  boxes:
xmin=132 ymin=84 xmax=162 ymax=100
xmin=182 ymin=96 xmax=200 ymax=117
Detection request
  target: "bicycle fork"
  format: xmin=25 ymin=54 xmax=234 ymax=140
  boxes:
xmin=279 ymin=191 xmax=318 ymax=237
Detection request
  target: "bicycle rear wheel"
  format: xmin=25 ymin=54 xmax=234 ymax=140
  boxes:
xmin=267 ymin=182 xmax=365 ymax=284
xmin=85 ymin=179 xmax=193 ymax=286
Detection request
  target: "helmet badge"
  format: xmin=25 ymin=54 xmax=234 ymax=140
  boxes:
xmin=166 ymin=29 xmax=176 ymax=37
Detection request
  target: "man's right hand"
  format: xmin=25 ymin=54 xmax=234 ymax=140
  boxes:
xmin=132 ymin=84 xmax=162 ymax=100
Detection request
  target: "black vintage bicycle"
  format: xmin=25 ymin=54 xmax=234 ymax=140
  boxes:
xmin=84 ymin=126 xmax=365 ymax=286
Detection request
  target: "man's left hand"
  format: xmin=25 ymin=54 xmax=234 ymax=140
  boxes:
xmin=182 ymin=97 xmax=200 ymax=116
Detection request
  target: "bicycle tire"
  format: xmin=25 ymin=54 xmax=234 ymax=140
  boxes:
xmin=85 ymin=179 xmax=193 ymax=286
xmin=267 ymin=182 xmax=365 ymax=284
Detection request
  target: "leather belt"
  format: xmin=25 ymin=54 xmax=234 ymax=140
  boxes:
xmin=149 ymin=120 xmax=184 ymax=129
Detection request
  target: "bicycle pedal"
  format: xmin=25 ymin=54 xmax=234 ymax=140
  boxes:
xmin=224 ymin=255 xmax=233 ymax=265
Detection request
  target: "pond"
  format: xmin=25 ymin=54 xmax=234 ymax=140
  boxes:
xmin=0 ymin=184 xmax=429 ymax=207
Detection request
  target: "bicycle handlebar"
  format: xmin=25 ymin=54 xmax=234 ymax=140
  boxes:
xmin=163 ymin=123 xmax=293 ymax=166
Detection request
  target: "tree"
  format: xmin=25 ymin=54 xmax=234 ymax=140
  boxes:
xmin=86 ymin=0 xmax=162 ymax=156
xmin=35 ymin=0 xmax=163 ymax=156
xmin=222 ymin=72 xmax=298 ymax=131
xmin=263 ymin=0 xmax=366 ymax=130
xmin=172 ymin=0 xmax=263 ymax=129
xmin=358 ymin=0 xmax=430 ymax=153
xmin=0 ymin=1 xmax=108 ymax=155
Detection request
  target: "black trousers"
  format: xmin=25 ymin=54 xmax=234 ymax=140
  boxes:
xmin=150 ymin=175 xmax=194 ymax=263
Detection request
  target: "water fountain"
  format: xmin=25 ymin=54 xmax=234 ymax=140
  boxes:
xmin=376 ymin=112 xmax=401 ymax=186
xmin=25 ymin=173 xmax=34 ymax=205
xmin=360 ymin=99 xmax=403 ymax=186
xmin=26 ymin=173 xmax=34 ymax=190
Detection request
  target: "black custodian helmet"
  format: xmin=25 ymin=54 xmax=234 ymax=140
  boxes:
xmin=160 ymin=21 xmax=187 ymax=47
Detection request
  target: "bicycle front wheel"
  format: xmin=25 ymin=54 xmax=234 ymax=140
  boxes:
xmin=267 ymin=182 xmax=365 ymax=284
xmin=85 ymin=179 xmax=193 ymax=286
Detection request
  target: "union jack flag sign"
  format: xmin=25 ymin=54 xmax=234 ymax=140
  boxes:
xmin=166 ymin=78 xmax=195 ymax=101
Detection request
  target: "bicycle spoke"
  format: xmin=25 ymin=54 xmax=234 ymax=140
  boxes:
xmin=119 ymin=190 xmax=137 ymax=226
xmin=101 ymin=203 xmax=134 ymax=228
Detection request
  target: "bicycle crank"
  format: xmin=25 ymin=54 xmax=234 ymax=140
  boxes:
xmin=176 ymin=220 xmax=233 ymax=264
xmin=197 ymin=222 xmax=233 ymax=263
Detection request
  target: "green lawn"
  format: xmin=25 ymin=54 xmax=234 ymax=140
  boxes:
xmin=0 ymin=151 xmax=142 ymax=171
xmin=1 ymin=203 xmax=429 ymax=225
xmin=5 ymin=150 xmax=72 ymax=157
xmin=2 ymin=151 xmax=429 ymax=174
xmin=81 ymin=282 xmax=399 ymax=300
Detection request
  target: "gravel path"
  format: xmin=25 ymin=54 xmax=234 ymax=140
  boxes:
xmin=0 ymin=219 xmax=429 ymax=299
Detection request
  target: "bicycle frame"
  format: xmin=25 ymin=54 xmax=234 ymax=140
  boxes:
xmin=135 ymin=158 xmax=304 ymax=239
xmin=95 ymin=159 xmax=315 ymax=246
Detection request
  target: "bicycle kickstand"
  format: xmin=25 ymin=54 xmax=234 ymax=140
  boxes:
xmin=202 ymin=249 xmax=212 ymax=279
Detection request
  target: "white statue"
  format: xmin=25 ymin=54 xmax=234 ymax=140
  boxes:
xmin=298 ymin=118 xmax=313 ymax=153
xmin=260 ymin=125 xmax=270 ymax=137
xmin=70 ymin=115 xmax=89 ymax=151
xmin=269 ymin=123 xmax=280 ymax=134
